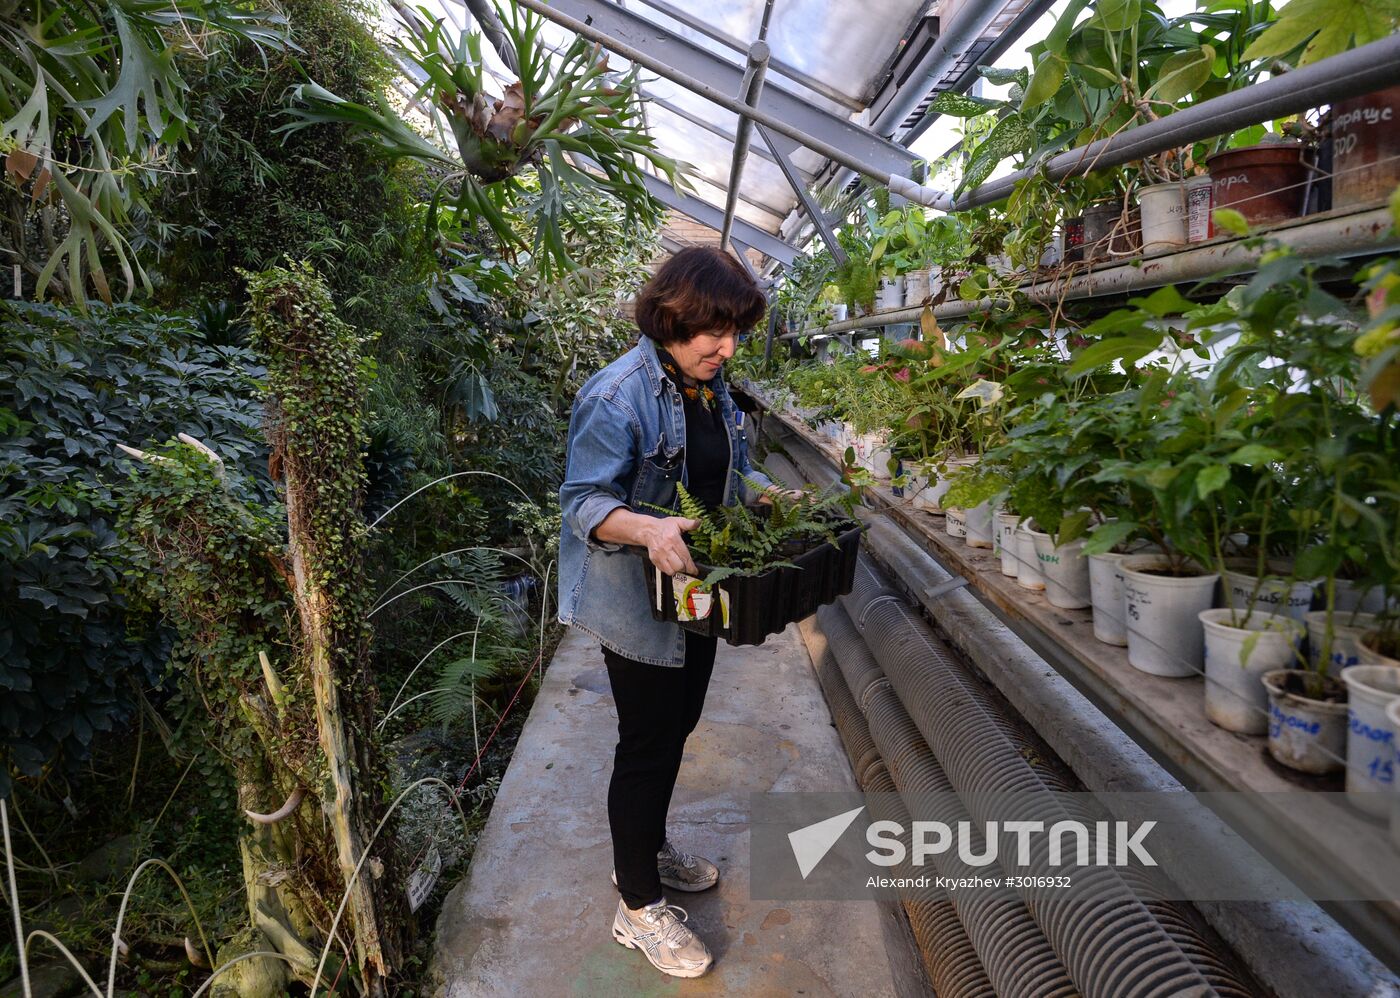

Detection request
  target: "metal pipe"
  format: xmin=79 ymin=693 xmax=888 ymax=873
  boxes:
xmin=782 ymin=205 xmax=1398 ymax=339
xmin=877 ymin=0 xmax=1008 ymax=135
xmin=506 ymin=0 xmax=948 ymax=206
xmin=760 ymin=124 xmax=848 ymax=264
xmin=765 ymin=420 xmax=1400 ymax=998
xmin=840 ymin=560 xmax=1245 ymax=997
xmin=802 ymin=622 xmax=999 ymax=998
xmin=901 ymin=0 xmax=1060 ymax=146
xmin=722 ymin=40 xmax=772 ymax=250
xmin=958 ymin=32 xmax=1400 ymax=209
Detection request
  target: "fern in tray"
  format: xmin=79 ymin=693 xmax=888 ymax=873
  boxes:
xmin=654 ymin=477 xmax=857 ymax=588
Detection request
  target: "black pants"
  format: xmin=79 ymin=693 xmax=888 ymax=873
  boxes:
xmin=604 ymin=631 xmax=719 ymax=909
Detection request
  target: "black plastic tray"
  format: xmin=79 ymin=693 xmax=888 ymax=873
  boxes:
xmin=643 ymin=519 xmax=862 ymax=646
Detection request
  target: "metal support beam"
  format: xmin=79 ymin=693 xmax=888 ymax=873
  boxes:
xmin=721 ymin=41 xmax=771 ymax=249
xmin=729 ymin=240 xmax=760 ymax=280
xmin=636 ymin=171 xmax=798 ymax=265
xmin=759 ymin=124 xmax=846 ymax=265
xmin=901 ymin=0 xmax=1059 ymax=146
xmin=959 ymin=32 xmax=1400 ymax=209
xmin=512 ymin=0 xmax=937 ymax=201
xmin=624 ymin=0 xmax=863 ymax=110
xmin=817 ymin=0 xmax=1007 ymax=209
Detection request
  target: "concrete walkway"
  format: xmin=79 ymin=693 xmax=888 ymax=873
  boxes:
xmin=430 ymin=624 xmax=925 ymax=997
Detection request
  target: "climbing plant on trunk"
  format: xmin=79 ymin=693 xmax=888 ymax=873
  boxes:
xmin=122 ymin=262 xmax=405 ymax=995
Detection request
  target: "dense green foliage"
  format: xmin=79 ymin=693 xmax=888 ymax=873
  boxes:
xmin=0 ymin=301 xmax=268 ymax=796
xmin=149 ymin=0 xmax=431 ymax=324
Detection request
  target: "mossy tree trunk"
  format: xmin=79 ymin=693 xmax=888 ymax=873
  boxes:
xmin=122 ymin=261 xmax=406 ymax=996
xmin=248 ymin=261 xmax=406 ymax=993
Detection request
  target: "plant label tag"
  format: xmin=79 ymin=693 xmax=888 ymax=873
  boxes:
xmin=407 ymin=845 xmax=442 ymax=912
xmin=673 ymin=573 xmax=713 ymax=621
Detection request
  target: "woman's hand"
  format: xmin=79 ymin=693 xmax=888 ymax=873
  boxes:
xmin=642 ymin=516 xmax=701 ymax=576
xmin=594 ymin=507 xmax=700 ymax=576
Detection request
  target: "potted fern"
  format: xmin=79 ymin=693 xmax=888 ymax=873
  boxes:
xmin=643 ymin=480 xmax=862 ymax=645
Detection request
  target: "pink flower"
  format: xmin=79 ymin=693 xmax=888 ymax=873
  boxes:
xmin=894 ymin=368 xmax=911 ymax=382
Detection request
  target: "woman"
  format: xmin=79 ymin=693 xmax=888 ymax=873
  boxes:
xmin=558 ymin=246 xmax=773 ymax=979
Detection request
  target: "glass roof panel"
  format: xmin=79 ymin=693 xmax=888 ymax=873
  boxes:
xmin=391 ymin=1 xmax=936 ymax=243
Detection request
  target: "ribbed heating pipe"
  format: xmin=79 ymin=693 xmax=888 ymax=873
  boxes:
xmin=863 ymin=763 xmax=999 ymax=998
xmin=824 ymin=598 xmax=1254 ymax=997
xmin=822 ymin=603 xmax=1080 ymax=998
xmin=841 ymin=556 xmax=1229 ymax=998
xmin=813 ymin=647 xmax=884 ymax=788
xmin=810 ymin=646 xmax=996 ymax=998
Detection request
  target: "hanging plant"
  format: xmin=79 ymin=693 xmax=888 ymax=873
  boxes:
xmin=282 ymin=0 xmax=679 ymax=275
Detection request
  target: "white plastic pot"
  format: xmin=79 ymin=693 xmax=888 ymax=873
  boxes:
xmin=1138 ymin=181 xmax=1187 ymax=252
xmin=995 ymin=512 xmax=1020 ymax=577
xmin=904 ymin=268 xmax=931 ymax=305
xmin=878 ymin=276 xmax=905 ymax=311
xmin=1120 ymin=555 xmax=1220 ymax=678
xmin=830 ymin=302 xmax=849 ymax=323
xmin=1014 ymin=524 xmax=1046 ymax=591
xmin=1335 ymin=578 xmax=1390 ymax=615
xmin=856 ymin=432 xmax=894 ymax=479
xmin=1028 ymin=527 xmax=1091 ymax=609
xmin=964 ymin=501 xmax=994 ymax=549
xmin=1356 ymin=632 xmax=1400 ymax=668
xmin=1304 ymin=610 xmax=1378 ymax=678
xmin=1199 ymin=609 xmax=1304 ymax=734
xmin=1262 ymin=670 xmax=1346 ymax=775
xmin=1390 ymin=699 xmax=1400 ymax=851
xmin=1039 ymin=230 xmax=1064 ymax=268
xmin=1341 ymin=664 xmax=1400 ymax=816
xmin=946 ymin=508 xmax=968 ymax=539
xmin=1185 ymin=174 xmax=1213 ymax=243
xmin=1088 ymin=552 xmax=1130 ymax=646
xmin=912 ymin=457 xmax=973 ymax=512
xmin=1219 ymin=558 xmax=1317 ymax=621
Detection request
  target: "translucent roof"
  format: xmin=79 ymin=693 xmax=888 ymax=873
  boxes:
xmin=394 ymin=1 xmax=1044 ymax=255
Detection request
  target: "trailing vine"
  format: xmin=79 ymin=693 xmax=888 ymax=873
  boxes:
xmin=120 ymin=261 xmax=407 ymax=994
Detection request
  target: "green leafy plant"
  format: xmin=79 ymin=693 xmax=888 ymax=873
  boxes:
xmin=282 ymin=1 xmax=677 ymax=276
xmin=1 ymin=0 xmax=290 ymax=303
xmin=653 ymin=480 xmax=857 ymax=588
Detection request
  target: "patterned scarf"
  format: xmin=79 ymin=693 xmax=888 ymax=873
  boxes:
xmin=656 ymin=347 xmax=717 ymax=412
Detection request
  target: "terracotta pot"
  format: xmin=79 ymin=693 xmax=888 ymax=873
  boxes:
xmin=1331 ymin=85 xmax=1400 ymax=210
xmin=1206 ymin=143 xmax=1310 ymax=226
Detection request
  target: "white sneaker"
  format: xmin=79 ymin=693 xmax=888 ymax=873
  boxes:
xmin=611 ymin=838 xmax=721 ymax=893
xmin=612 ymin=898 xmax=714 ymax=978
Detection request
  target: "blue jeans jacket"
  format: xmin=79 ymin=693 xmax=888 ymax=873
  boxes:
xmin=558 ymin=336 xmax=773 ymax=666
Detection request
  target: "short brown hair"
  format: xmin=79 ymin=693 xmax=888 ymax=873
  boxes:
xmin=635 ymin=246 xmax=766 ymax=344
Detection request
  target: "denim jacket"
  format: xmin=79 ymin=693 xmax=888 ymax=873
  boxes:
xmin=557 ymin=336 xmax=773 ymax=666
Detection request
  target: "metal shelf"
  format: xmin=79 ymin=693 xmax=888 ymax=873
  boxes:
xmin=783 ymin=202 xmax=1399 ymax=341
